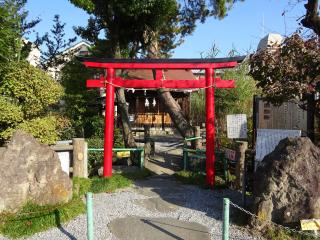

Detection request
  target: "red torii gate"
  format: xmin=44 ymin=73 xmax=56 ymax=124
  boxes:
xmin=79 ymin=57 xmax=244 ymax=187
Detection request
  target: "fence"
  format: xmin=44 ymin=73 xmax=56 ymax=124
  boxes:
xmin=87 ymin=148 xmax=145 ymax=169
xmin=222 ymin=198 xmax=318 ymax=240
xmin=51 ymin=138 xmax=88 ymax=178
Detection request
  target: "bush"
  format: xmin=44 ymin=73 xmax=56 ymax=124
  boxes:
xmin=86 ymin=137 xmax=104 ymax=176
xmin=174 ymin=170 xmax=227 ymax=189
xmin=86 ymin=127 xmax=124 ymax=176
xmin=0 ymin=61 xmax=64 ymax=144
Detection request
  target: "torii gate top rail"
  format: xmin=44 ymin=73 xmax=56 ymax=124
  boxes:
xmin=78 ymin=56 xmax=244 ymax=69
xmin=79 ymin=56 xmax=245 ymax=187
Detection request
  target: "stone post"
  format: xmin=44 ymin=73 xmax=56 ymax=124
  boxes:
xmin=194 ymin=126 xmax=202 ymax=149
xmin=235 ymin=141 xmax=248 ymax=189
xmin=73 ymin=138 xmax=88 ymax=178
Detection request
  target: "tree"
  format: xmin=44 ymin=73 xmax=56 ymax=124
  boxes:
xmin=59 ymin=59 xmax=101 ymax=138
xmin=249 ymin=34 xmax=319 ymax=117
xmin=0 ymin=0 xmax=65 ymax=144
xmin=0 ymin=61 xmax=64 ymax=144
xmin=36 ymin=15 xmax=77 ymax=73
xmin=0 ymin=0 xmax=40 ymax=62
xmin=69 ymin=0 xmax=243 ymax=143
xmin=300 ymin=0 xmax=320 ymax=35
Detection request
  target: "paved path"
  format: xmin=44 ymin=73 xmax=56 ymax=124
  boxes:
xmin=143 ymin=134 xmax=184 ymax=175
xmin=0 ymin=176 xmax=263 ymax=240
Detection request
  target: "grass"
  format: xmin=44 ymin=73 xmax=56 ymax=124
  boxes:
xmin=174 ymin=170 xmax=228 ymax=189
xmin=121 ymin=168 xmax=152 ymax=180
xmin=0 ymin=199 xmax=85 ymax=239
xmin=1 ymin=169 xmax=150 ymax=239
xmin=263 ymin=225 xmax=318 ymax=240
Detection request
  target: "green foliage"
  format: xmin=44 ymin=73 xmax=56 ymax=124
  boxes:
xmin=174 ymin=170 xmax=227 ymax=189
xmin=0 ymin=96 xmax=23 ymax=125
xmin=1 ymin=116 xmax=60 ymax=144
xmin=0 ymin=199 xmax=85 ymax=238
xmin=84 ymin=115 xmax=104 ymax=138
xmin=72 ymin=177 xmax=92 ymax=198
xmin=73 ymin=174 xmax=132 ymax=195
xmin=264 ymin=226 xmax=318 ymax=240
xmin=249 ymin=34 xmax=320 ymax=119
xmin=86 ymin=129 xmax=124 ymax=176
xmin=0 ymin=61 xmax=63 ymax=118
xmin=36 ymin=15 xmax=77 ymax=72
xmin=69 ymin=0 xmax=243 ymax=57
xmin=113 ymin=127 xmax=125 ymax=148
xmin=90 ymin=175 xmax=132 ymax=193
xmin=121 ymin=168 xmax=152 ymax=180
xmin=86 ymin=137 xmax=104 ymax=175
xmin=191 ymin=61 xmax=258 ymax=147
xmin=0 ymin=61 xmax=64 ymax=144
xmin=0 ymin=0 xmax=40 ymax=62
xmin=60 ymin=59 xmax=101 ymax=138
xmin=216 ymin=62 xmax=258 ymax=117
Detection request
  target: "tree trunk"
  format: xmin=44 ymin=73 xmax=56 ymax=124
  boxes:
xmin=157 ymin=89 xmax=194 ymax=138
xmin=115 ymin=88 xmax=137 ymax=148
xmin=301 ymin=0 xmax=320 ymax=36
xmin=146 ymin=30 xmax=194 ymax=138
xmin=109 ymin=33 xmax=137 ymax=149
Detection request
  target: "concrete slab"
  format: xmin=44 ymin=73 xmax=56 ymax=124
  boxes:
xmin=108 ymin=217 xmax=210 ymax=240
xmin=134 ymin=197 xmax=185 ymax=213
xmin=133 ymin=177 xmax=186 ymax=198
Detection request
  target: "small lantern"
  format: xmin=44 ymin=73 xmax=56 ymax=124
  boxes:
xmin=145 ymin=98 xmax=150 ymax=107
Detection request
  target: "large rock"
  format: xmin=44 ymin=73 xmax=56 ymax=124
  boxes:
xmin=253 ymin=137 xmax=320 ymax=227
xmin=0 ymin=130 xmax=72 ymax=213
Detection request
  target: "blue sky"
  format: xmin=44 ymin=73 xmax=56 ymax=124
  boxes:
xmin=25 ymin=0 xmax=305 ymax=58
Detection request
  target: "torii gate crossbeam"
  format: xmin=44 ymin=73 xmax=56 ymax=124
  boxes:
xmin=79 ymin=57 xmax=244 ymax=187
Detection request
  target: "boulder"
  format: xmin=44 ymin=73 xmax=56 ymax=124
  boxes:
xmin=253 ymin=137 xmax=320 ymax=227
xmin=0 ymin=130 xmax=72 ymax=213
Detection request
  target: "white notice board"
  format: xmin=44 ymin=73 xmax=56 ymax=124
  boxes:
xmin=227 ymin=114 xmax=247 ymax=139
xmin=255 ymin=129 xmax=301 ymax=169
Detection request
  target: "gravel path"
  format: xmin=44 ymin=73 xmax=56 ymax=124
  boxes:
xmin=0 ymin=176 xmax=263 ymax=240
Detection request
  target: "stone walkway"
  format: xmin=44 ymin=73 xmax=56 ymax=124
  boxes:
xmin=0 ymin=135 xmax=263 ymax=240
xmin=0 ymin=176 xmax=263 ymax=240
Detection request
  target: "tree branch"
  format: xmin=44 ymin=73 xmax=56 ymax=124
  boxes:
xmin=301 ymin=0 xmax=320 ymax=36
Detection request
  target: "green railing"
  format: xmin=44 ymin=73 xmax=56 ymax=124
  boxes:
xmin=88 ymin=148 xmax=145 ymax=169
xmin=183 ymin=149 xmax=228 ymax=182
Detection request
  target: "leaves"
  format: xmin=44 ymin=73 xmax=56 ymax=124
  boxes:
xmin=249 ymin=34 xmax=320 ymax=110
xmin=0 ymin=61 xmax=64 ymax=144
xmin=69 ymin=0 xmax=243 ymax=57
xmin=36 ymin=15 xmax=77 ymax=73
xmin=0 ymin=61 xmax=63 ymax=118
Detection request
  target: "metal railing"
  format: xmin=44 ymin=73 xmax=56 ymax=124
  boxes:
xmin=222 ymin=198 xmax=318 ymax=240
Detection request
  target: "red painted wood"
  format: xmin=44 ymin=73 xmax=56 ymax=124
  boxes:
xmin=113 ymin=77 xmax=234 ymax=89
xmin=86 ymin=79 xmax=104 ymax=88
xmin=83 ymin=59 xmax=239 ymax=188
xmin=205 ymin=68 xmax=215 ymax=187
xmin=83 ymin=61 xmax=237 ymax=69
xmin=103 ymin=68 xmax=115 ymax=177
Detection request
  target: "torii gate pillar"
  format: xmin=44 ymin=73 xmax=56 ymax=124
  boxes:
xmin=81 ymin=56 xmax=244 ymax=187
xmin=205 ymin=68 xmax=215 ymax=186
xmin=103 ymin=68 xmax=115 ymax=177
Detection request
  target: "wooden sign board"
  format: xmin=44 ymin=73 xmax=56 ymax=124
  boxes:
xmin=301 ymin=219 xmax=320 ymax=231
xmin=225 ymin=148 xmax=236 ymax=161
xmin=255 ymin=129 xmax=301 ymax=170
xmin=116 ymin=151 xmax=130 ymax=158
xmin=256 ymin=98 xmax=307 ymax=135
xmin=227 ymin=114 xmax=247 ymax=139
